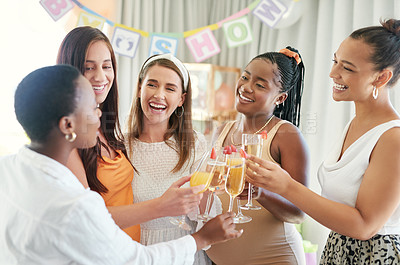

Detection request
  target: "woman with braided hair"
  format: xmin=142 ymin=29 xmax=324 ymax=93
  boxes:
xmin=206 ymin=47 xmax=309 ymax=265
xmin=246 ymin=19 xmax=400 ymax=264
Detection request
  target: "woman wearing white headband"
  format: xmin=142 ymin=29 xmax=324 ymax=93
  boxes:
xmin=58 ymin=27 xmax=206 ymax=244
xmin=126 ymin=54 xmax=216 ymax=265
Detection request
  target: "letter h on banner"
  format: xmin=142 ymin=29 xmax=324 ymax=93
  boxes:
xmin=252 ymin=0 xmax=287 ymax=28
xmin=185 ymin=28 xmax=221 ymax=63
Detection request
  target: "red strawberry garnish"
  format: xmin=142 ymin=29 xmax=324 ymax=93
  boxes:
xmin=223 ymin=145 xmax=232 ymax=155
xmin=230 ymin=144 xmax=237 ymax=152
xmin=210 ymin=147 xmax=217 ymax=159
xmin=240 ymin=148 xmax=248 ymax=158
xmin=260 ymin=130 xmax=268 ymax=140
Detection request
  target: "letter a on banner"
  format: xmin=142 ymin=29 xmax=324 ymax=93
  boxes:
xmin=40 ymin=0 xmax=74 ymax=21
xmin=77 ymin=12 xmax=105 ymax=30
xmin=112 ymin=27 xmax=141 ymax=58
xmin=185 ymin=28 xmax=220 ymax=62
xmin=149 ymin=35 xmax=178 ymax=57
xmin=252 ymin=0 xmax=288 ymax=28
xmin=223 ymin=16 xmax=253 ymax=48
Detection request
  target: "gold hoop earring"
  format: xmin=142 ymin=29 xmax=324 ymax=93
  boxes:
xmin=65 ymin=132 xmax=77 ymax=142
xmin=372 ymin=86 xmax=378 ymax=100
xmin=175 ymin=106 xmax=184 ymax=118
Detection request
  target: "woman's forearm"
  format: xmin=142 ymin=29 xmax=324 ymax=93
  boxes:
xmin=107 ymin=198 xmax=164 ymax=229
xmin=256 ymin=188 xmax=305 ymax=223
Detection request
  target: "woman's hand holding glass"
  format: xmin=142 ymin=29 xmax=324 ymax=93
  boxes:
xmin=167 ymin=176 xmax=205 ymax=230
xmin=241 ymin=134 xmax=263 ymax=210
xmin=192 ymin=149 xmax=226 ymax=221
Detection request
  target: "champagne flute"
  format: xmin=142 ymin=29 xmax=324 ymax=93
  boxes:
xmin=241 ymin=134 xmax=262 ymax=210
xmin=225 ymin=152 xmax=249 ymax=224
xmin=170 ymin=150 xmax=214 ymax=229
xmin=198 ymin=150 xmax=226 ymax=221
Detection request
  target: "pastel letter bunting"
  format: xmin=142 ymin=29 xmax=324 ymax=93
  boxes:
xmin=40 ymin=0 xmax=74 ymax=21
xmin=252 ymin=0 xmax=288 ymax=28
xmin=112 ymin=27 xmax=141 ymax=58
xmin=149 ymin=35 xmax=178 ymax=56
xmin=185 ymin=28 xmax=221 ymax=62
xmin=77 ymin=12 xmax=105 ymax=30
xmin=223 ymin=16 xmax=253 ymax=48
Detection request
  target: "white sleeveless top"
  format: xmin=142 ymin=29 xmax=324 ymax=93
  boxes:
xmin=318 ymin=119 xmax=400 ymax=235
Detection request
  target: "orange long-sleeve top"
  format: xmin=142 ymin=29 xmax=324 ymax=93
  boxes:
xmin=97 ymin=149 xmax=140 ymax=242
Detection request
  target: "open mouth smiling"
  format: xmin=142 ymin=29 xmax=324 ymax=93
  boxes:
xmin=239 ymin=91 xmax=255 ymax=102
xmin=149 ymin=102 xmax=167 ymax=112
xmin=333 ymin=83 xmax=348 ymax=91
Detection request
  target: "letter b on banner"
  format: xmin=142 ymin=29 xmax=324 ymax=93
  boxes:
xmin=223 ymin=16 xmax=253 ymax=48
xmin=185 ymin=28 xmax=221 ymax=62
xmin=40 ymin=0 xmax=74 ymax=21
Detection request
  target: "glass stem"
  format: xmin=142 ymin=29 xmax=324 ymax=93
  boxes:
xmin=228 ymin=195 xmax=235 ymax=212
xmin=247 ymin=183 xmax=253 ymax=206
xmin=203 ymin=192 xmax=213 ymax=217
xmin=236 ymin=198 xmax=243 ymax=216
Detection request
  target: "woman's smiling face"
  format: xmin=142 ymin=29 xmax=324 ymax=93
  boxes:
xmin=235 ymin=58 xmax=284 ymax=116
xmin=83 ymin=40 xmax=114 ymax=105
xmin=139 ymin=65 xmax=185 ymax=126
xmin=330 ymin=37 xmax=379 ymax=102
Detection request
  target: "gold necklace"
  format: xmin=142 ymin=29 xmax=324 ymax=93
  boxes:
xmin=230 ymin=114 xmax=274 ymax=146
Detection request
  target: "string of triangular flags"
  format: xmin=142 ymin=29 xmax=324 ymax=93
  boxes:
xmin=40 ymin=0 xmax=295 ymax=62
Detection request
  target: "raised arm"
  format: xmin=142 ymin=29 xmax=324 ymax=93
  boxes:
xmin=246 ymin=127 xmax=400 ymax=240
xmin=255 ymin=123 xmax=309 ymax=223
xmin=108 ymin=176 xmax=204 ymax=229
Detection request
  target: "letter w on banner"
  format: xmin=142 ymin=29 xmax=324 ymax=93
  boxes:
xmin=40 ymin=0 xmax=74 ymax=21
xmin=185 ymin=28 xmax=220 ymax=63
xmin=252 ymin=0 xmax=288 ymax=28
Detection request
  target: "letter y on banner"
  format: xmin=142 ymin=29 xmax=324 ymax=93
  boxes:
xmin=185 ymin=28 xmax=220 ymax=62
xmin=252 ymin=0 xmax=288 ymax=28
xmin=77 ymin=12 xmax=105 ymax=30
xmin=40 ymin=0 xmax=74 ymax=21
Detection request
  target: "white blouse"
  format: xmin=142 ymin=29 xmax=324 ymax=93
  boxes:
xmin=0 ymin=146 xmax=197 ymax=265
xmin=129 ymin=131 xmax=218 ymax=265
xmin=318 ymin=120 xmax=400 ymax=235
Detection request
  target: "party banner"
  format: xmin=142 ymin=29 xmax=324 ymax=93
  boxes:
xmin=185 ymin=28 xmax=221 ymax=63
xmin=149 ymin=35 xmax=179 ymax=56
xmin=112 ymin=26 xmax=141 ymax=58
xmin=41 ymin=0 xmax=300 ymax=60
xmin=252 ymin=0 xmax=288 ymax=28
xmin=40 ymin=0 xmax=74 ymax=21
xmin=77 ymin=11 xmax=105 ymax=30
xmin=223 ymin=16 xmax=253 ymax=48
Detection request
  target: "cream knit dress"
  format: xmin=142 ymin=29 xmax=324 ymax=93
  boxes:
xmin=130 ymin=131 xmax=218 ymax=265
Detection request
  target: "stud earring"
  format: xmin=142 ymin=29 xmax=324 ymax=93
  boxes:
xmin=275 ymin=102 xmax=280 ymax=105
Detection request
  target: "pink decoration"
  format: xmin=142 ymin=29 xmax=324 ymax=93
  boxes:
xmin=217 ymin=8 xmax=250 ymax=27
xmin=185 ymin=28 xmax=221 ymax=62
xmin=40 ymin=0 xmax=74 ymax=21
